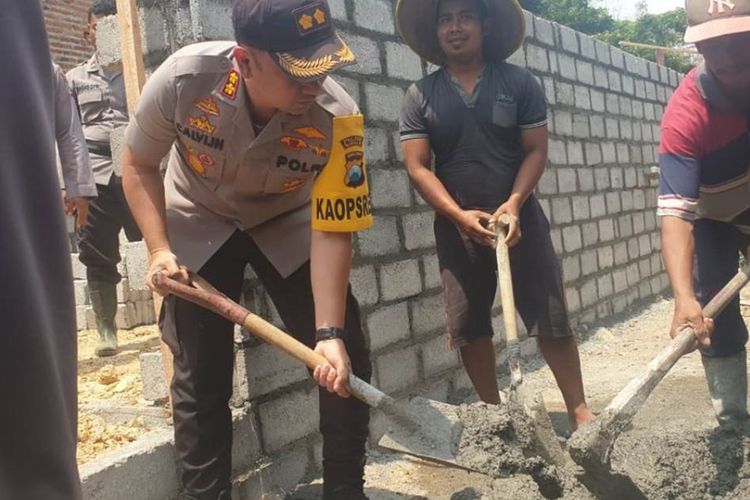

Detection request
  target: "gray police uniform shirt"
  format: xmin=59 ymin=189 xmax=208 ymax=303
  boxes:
xmin=54 ymin=62 xmax=96 ymax=198
xmin=125 ymin=41 xmax=359 ymax=277
xmin=67 ymin=54 xmax=128 ymax=185
xmin=400 ymin=62 xmax=547 ymax=211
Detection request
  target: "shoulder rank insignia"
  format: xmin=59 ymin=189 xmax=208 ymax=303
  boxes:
xmin=221 ymin=70 xmax=240 ymax=100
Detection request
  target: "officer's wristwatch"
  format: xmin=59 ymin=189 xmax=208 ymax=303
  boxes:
xmin=315 ymin=327 xmax=346 ymax=342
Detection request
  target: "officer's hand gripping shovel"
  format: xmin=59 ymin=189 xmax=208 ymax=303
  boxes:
xmin=153 ymin=272 xmax=479 ymax=472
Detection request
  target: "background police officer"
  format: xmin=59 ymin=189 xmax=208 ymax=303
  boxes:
xmin=67 ymin=0 xmax=142 ymax=357
xmin=54 ymin=61 xmax=96 ymax=230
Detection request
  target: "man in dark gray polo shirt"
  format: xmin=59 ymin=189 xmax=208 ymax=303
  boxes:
xmin=397 ymin=0 xmax=594 ymax=431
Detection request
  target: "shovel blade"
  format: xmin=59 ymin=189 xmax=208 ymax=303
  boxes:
xmin=515 ymin=388 xmax=570 ymax=467
xmin=378 ymin=393 xmax=567 ymax=473
xmin=377 ymin=397 xmax=468 ymax=469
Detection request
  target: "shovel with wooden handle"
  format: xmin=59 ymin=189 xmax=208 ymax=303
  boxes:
xmin=493 ymin=214 xmax=569 ymax=466
xmin=568 ymin=264 xmax=750 ymax=470
xmin=154 ymin=272 xmax=476 ymax=471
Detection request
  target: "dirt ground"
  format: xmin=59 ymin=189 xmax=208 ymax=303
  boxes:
xmin=78 ymin=290 xmax=750 ymax=498
xmin=77 ymin=325 xmax=162 ymax=464
xmin=293 ymin=290 xmax=750 ymax=499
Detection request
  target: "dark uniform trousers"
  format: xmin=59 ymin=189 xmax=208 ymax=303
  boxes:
xmin=694 ymin=218 xmax=750 ymax=358
xmin=78 ymin=175 xmax=142 ymax=284
xmin=160 ymin=230 xmax=372 ymax=496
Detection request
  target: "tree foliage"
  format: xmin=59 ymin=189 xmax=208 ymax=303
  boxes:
xmin=518 ymin=0 xmax=614 ymax=34
xmin=517 ymin=0 xmax=693 ymax=72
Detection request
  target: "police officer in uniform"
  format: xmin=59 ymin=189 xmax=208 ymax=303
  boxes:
xmin=122 ymin=1 xmax=373 ymax=498
xmin=54 ymin=62 xmax=96 ymax=231
xmin=67 ymin=0 xmax=142 ymax=356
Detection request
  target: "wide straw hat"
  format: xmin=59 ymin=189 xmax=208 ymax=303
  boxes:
xmin=395 ymin=0 xmax=526 ymax=66
xmin=684 ymin=0 xmax=750 ymax=43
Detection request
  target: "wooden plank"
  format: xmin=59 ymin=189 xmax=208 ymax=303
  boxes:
xmin=115 ymin=0 xmax=146 ymax=114
xmin=115 ymin=0 xmax=175 ymax=403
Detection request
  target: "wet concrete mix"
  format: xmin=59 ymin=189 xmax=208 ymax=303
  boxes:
xmin=451 ymin=402 xmax=750 ymax=499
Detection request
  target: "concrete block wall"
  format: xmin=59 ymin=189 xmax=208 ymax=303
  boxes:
xmin=78 ymin=1 xmax=682 ymax=497
xmin=513 ymin=15 xmax=679 ymax=324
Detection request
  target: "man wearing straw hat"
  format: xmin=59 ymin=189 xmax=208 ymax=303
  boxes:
xmin=396 ymin=0 xmax=595 ymax=431
xmin=659 ymin=0 xmax=750 ymax=426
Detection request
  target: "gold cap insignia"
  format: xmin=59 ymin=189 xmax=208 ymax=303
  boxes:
xmin=277 ymin=40 xmax=355 ymax=80
xmin=294 ymin=3 xmax=330 ymax=34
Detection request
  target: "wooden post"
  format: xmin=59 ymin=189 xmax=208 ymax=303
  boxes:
xmin=656 ymin=49 xmax=665 ymax=66
xmin=115 ymin=0 xmax=146 ymax=112
xmin=115 ymin=0 xmax=174 ymax=407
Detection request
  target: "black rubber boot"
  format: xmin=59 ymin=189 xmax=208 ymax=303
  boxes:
xmin=88 ymin=280 xmax=118 ymax=357
xmin=182 ymin=488 xmax=231 ymax=500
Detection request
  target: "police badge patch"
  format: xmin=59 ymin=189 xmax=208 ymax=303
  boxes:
xmin=344 ymin=151 xmax=365 ymax=188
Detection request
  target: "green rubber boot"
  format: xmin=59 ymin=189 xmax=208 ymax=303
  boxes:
xmin=89 ymin=281 xmax=118 ymax=357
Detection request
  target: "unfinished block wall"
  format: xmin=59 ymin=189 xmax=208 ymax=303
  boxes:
xmin=73 ymin=1 xmax=681 ymax=498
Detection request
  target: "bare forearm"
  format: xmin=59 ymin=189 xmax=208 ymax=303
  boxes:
xmin=507 ymin=148 xmax=546 ymax=208
xmin=409 ymin=166 xmax=464 ymax=222
xmin=661 ymin=216 xmax=696 ymax=302
xmin=311 ymin=230 xmax=351 ymax=329
xmin=122 ymin=148 xmax=170 ymax=254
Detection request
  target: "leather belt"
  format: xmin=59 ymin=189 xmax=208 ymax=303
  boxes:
xmin=86 ymin=140 xmax=112 ymax=158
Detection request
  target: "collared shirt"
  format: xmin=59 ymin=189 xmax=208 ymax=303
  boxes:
xmin=658 ymin=65 xmax=750 ymax=232
xmin=400 ymin=62 xmax=547 ymax=211
xmin=448 ymin=67 xmax=486 ymax=108
xmin=125 ymin=41 xmax=370 ymax=277
xmin=53 ymin=62 xmax=96 ymax=198
xmin=66 ymin=54 xmax=128 ymax=185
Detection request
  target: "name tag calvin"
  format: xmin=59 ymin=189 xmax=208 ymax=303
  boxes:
xmin=311 ymin=114 xmax=373 ymax=232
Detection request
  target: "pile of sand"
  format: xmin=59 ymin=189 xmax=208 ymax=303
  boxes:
xmin=77 ymin=326 xmax=162 ymax=464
